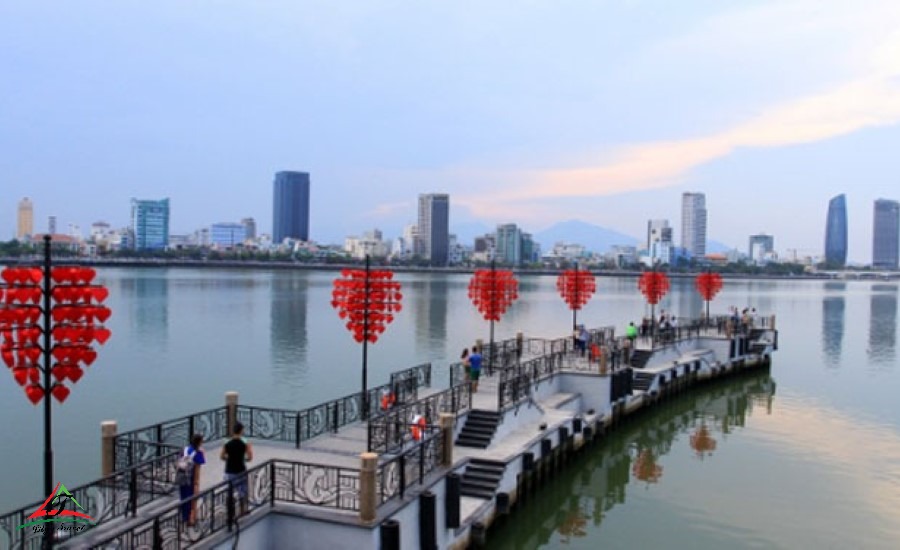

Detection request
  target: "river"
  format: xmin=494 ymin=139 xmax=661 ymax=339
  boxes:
xmin=1 ymin=269 xmax=898 ymax=548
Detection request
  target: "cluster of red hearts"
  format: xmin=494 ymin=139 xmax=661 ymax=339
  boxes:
xmin=638 ymin=271 xmax=671 ymax=306
xmin=467 ymin=269 xmax=519 ymax=322
xmin=695 ymin=272 xmax=724 ymax=302
xmin=331 ymin=269 xmax=403 ymax=344
xmin=556 ymin=268 xmax=597 ymax=311
xmin=0 ymin=266 xmax=112 ymax=404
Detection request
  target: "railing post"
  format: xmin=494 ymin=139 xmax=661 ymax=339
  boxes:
xmin=225 ymin=391 xmax=238 ymax=437
xmin=399 ymin=455 xmax=407 ymax=497
xmin=155 ymin=424 xmax=162 ymax=457
xmin=101 ymin=420 xmax=117 ymax=477
xmin=188 ymin=416 xmax=195 ymax=442
xmin=359 ymin=452 xmax=378 ymax=522
xmin=129 ymin=467 xmax=138 ymax=517
xmin=440 ymin=413 xmax=454 ymax=467
xmin=227 ymin=480 xmax=236 ymax=532
xmin=269 ymin=462 xmax=276 ymax=507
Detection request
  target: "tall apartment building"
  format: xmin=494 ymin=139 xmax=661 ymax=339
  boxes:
xmin=681 ymin=192 xmax=707 ymax=257
xmin=824 ymin=194 xmax=848 ymax=267
xmin=873 ymin=199 xmax=899 ymax=269
xmin=273 ymin=171 xmax=310 ymax=243
xmin=240 ymin=217 xmax=257 ymax=241
xmin=749 ymin=234 xmax=775 ymax=263
xmin=496 ymin=223 xmax=522 ymax=265
xmin=647 ymin=219 xmax=673 ymax=264
xmin=417 ymin=193 xmax=450 ymax=266
xmin=17 ymin=198 xmax=33 ymax=240
xmin=131 ymin=198 xmax=170 ymax=250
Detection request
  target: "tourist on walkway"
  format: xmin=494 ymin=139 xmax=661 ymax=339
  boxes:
xmin=460 ymin=347 xmax=470 ymax=382
xmin=469 ymin=347 xmax=483 ymax=392
xmin=221 ymin=421 xmax=254 ymax=515
xmin=626 ymin=321 xmax=638 ymax=345
xmin=577 ymin=325 xmax=589 ymax=357
xmin=180 ymin=434 xmax=206 ymax=526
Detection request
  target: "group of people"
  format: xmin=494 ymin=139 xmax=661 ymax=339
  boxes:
xmin=178 ymin=422 xmax=254 ymax=525
xmin=459 ymin=346 xmax=483 ymax=391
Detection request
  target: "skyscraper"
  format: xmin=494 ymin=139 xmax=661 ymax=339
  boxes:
xmin=681 ymin=192 xmax=707 ymax=257
xmin=131 ymin=198 xmax=170 ymax=250
xmin=17 ymin=198 xmax=33 ymax=240
xmin=873 ymin=199 xmax=899 ymax=269
xmin=417 ymin=193 xmax=450 ymax=266
xmin=824 ymin=194 xmax=848 ymax=267
xmin=273 ymin=171 xmax=310 ymax=243
xmin=496 ymin=223 xmax=522 ymax=265
xmin=647 ymin=219 xmax=673 ymax=264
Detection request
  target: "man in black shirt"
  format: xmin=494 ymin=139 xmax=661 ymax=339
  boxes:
xmin=220 ymin=421 xmax=254 ymax=515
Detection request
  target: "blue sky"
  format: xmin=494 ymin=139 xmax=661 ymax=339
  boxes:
xmin=2 ymin=1 xmax=900 ymax=262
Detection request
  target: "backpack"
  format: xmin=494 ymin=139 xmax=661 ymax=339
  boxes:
xmin=175 ymin=448 xmax=195 ymax=487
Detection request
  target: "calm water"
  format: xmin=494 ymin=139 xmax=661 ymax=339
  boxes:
xmin=1 ymin=269 xmax=899 ymax=548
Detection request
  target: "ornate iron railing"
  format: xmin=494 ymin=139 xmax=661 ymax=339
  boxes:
xmin=113 ymin=407 xmax=228 ymax=470
xmin=498 ymin=351 xmax=566 ymax=412
xmin=0 ymin=449 xmax=183 ymax=550
xmin=86 ymin=458 xmax=363 ymax=549
xmin=390 ymin=362 xmax=432 ymax=393
xmin=367 ymin=382 xmax=471 ymax=454
xmin=377 ymin=430 xmax=445 ymax=504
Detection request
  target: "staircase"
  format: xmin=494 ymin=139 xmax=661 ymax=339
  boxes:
xmin=459 ymin=459 xmax=506 ymax=499
xmin=629 ymin=349 xmax=653 ymax=369
xmin=632 ymin=371 xmax=656 ymax=392
xmin=455 ymin=410 xmax=501 ymax=449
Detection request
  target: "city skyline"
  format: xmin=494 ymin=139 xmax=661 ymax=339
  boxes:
xmin=4 ymin=2 xmax=900 ymax=262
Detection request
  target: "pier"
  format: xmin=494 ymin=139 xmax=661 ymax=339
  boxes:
xmin=0 ymin=315 xmax=778 ymax=549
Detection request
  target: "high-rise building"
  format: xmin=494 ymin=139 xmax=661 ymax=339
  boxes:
xmin=749 ymin=234 xmax=775 ymax=263
xmin=681 ymin=192 xmax=707 ymax=257
xmin=824 ymin=194 xmax=848 ymax=267
xmin=48 ymin=216 xmax=57 ymax=235
xmin=273 ymin=171 xmax=310 ymax=243
xmin=496 ymin=223 xmax=522 ymax=265
xmin=647 ymin=219 xmax=673 ymax=264
xmin=210 ymin=222 xmax=247 ymax=249
xmin=17 ymin=198 xmax=33 ymax=240
xmin=240 ymin=217 xmax=257 ymax=241
xmin=417 ymin=194 xmax=450 ymax=266
xmin=131 ymin=198 xmax=170 ymax=250
xmin=873 ymin=199 xmax=899 ymax=269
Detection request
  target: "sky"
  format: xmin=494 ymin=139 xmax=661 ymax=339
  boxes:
xmin=2 ymin=0 xmax=900 ymax=263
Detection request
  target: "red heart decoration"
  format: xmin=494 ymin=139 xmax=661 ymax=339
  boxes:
xmin=13 ymin=366 xmax=29 ymax=386
xmin=1 ymin=348 xmax=13 ymax=368
xmin=51 ymin=384 xmax=70 ymax=403
xmin=90 ymin=287 xmax=109 ymax=303
xmin=25 ymin=384 xmax=44 ymax=405
xmin=27 ymin=268 xmax=42 ymax=284
xmin=1 ymin=269 xmax=15 ymax=284
xmin=52 ymin=347 xmax=71 ymax=362
xmin=52 ymin=365 xmax=67 ymax=381
xmin=28 ymin=366 xmax=40 ymax=383
xmin=94 ymin=328 xmax=111 ymax=345
xmin=78 ymin=268 xmax=96 ymax=284
xmin=94 ymin=307 xmax=111 ymax=322
xmin=82 ymin=348 xmax=97 ymax=366
xmin=25 ymin=346 xmax=41 ymax=363
xmin=68 ymin=365 xmax=84 ymax=383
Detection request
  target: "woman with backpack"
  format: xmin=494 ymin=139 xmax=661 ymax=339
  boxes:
xmin=178 ymin=433 xmax=206 ymax=526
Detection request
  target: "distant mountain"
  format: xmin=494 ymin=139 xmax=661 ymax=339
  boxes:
xmin=452 ymin=221 xmax=493 ymax=244
xmin=706 ymin=239 xmax=736 ymax=254
xmin=533 ymin=220 xmax=639 ymax=254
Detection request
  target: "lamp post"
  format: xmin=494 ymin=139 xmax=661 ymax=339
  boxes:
xmin=1 ymin=235 xmax=112 ymax=548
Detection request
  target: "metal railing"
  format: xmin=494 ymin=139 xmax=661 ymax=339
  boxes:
xmin=367 ymin=382 xmax=472 ymax=454
xmin=0 ymin=447 xmax=183 ymax=550
xmin=390 ymin=362 xmax=432 ymax=392
xmin=88 ymin=431 xmax=446 ymax=549
xmin=113 ymin=407 xmax=228 ymax=471
xmin=497 ymin=351 xmax=566 ymax=412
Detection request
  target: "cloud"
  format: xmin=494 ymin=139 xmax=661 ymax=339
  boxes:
xmin=456 ymin=1 xmax=900 ymax=223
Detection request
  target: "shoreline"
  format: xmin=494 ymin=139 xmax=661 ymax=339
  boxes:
xmin=3 ymin=256 xmax=893 ymax=281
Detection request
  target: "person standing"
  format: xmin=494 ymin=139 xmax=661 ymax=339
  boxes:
xmin=577 ymin=325 xmax=589 ymax=357
xmin=460 ymin=348 xmax=471 ymax=383
xmin=221 ymin=422 xmax=254 ymax=515
xmin=469 ymin=347 xmax=483 ymax=392
xmin=180 ymin=433 xmax=206 ymax=526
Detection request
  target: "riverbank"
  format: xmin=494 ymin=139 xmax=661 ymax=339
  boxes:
xmin=3 ymin=256 xmax=892 ymax=280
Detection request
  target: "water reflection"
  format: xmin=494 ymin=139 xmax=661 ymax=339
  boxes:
xmin=411 ymin=277 xmax=449 ymax=358
xmin=118 ymin=272 xmax=169 ymax=345
xmin=270 ymin=274 xmax=309 ymax=386
xmin=822 ymin=283 xmax=846 ymax=368
xmin=489 ymin=371 xmax=776 ymax=549
xmin=869 ymin=285 xmax=898 ymax=367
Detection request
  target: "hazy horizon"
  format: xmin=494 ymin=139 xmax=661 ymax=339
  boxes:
xmin=4 ymin=1 xmax=900 ymax=262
